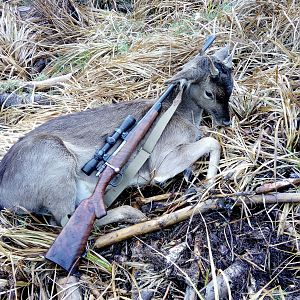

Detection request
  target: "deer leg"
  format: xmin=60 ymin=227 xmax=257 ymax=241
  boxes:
xmin=95 ymin=206 xmax=147 ymax=227
xmin=183 ymin=167 xmax=193 ymax=183
xmin=47 ymin=191 xmax=77 ymax=227
xmin=153 ymin=137 xmax=221 ymax=185
xmin=40 ymin=163 xmax=77 ymax=226
xmin=0 ymin=134 xmax=79 ymax=226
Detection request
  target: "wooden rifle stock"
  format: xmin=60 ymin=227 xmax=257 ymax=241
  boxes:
xmin=45 ymin=86 xmax=174 ymax=273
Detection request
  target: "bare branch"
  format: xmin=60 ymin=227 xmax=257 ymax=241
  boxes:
xmin=25 ymin=73 xmax=72 ymax=90
xmin=95 ymin=193 xmax=300 ymax=249
xmin=255 ymin=178 xmax=300 ymax=194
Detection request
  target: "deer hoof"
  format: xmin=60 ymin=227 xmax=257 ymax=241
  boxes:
xmin=183 ymin=167 xmax=194 ymax=183
xmin=95 ymin=205 xmax=147 ymax=227
xmin=184 ymin=187 xmax=197 ymax=198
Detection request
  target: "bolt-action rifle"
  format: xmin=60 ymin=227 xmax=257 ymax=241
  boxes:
xmin=45 ymin=35 xmax=216 ymax=273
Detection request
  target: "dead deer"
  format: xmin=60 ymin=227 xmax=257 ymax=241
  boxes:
xmin=0 ymin=46 xmax=233 ymax=226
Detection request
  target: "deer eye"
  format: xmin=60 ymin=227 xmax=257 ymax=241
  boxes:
xmin=205 ymin=91 xmax=213 ymax=99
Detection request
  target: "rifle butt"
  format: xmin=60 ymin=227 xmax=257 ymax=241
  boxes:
xmin=45 ymin=197 xmax=106 ymax=273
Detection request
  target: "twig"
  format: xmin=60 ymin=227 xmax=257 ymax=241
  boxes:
xmin=255 ymin=178 xmax=300 ymax=193
xmin=0 ymin=279 xmax=8 ymax=289
xmin=184 ymin=241 xmax=200 ymax=300
xmin=0 ymin=73 xmax=72 ymax=108
xmin=204 ymin=259 xmax=249 ymax=300
xmin=136 ymin=192 xmax=181 ymax=204
xmin=25 ymin=73 xmax=72 ymax=90
xmin=95 ymin=193 xmax=300 ymax=249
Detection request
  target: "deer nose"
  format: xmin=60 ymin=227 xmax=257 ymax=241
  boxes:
xmin=222 ymin=120 xmax=231 ymax=126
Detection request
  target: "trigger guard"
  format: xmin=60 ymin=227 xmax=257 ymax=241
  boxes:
xmin=109 ymin=173 xmax=123 ymax=187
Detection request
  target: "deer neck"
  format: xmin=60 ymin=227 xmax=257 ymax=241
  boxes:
xmin=176 ymin=88 xmax=204 ymax=127
xmin=162 ymin=86 xmax=203 ymax=127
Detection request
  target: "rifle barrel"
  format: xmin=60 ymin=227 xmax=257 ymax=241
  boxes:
xmin=202 ymin=35 xmax=216 ymax=52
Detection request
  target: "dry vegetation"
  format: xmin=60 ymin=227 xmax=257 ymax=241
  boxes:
xmin=0 ymin=0 xmax=299 ymax=299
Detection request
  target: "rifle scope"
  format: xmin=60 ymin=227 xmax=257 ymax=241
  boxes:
xmin=81 ymin=115 xmax=136 ymax=176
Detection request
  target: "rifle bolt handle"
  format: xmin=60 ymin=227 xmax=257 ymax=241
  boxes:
xmin=106 ymin=162 xmax=120 ymax=173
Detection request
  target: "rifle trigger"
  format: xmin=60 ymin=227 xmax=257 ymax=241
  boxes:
xmin=109 ymin=173 xmax=123 ymax=187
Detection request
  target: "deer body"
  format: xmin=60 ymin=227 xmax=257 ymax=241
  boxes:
xmin=0 ymin=47 xmax=233 ymax=225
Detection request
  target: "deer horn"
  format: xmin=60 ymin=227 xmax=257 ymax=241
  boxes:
xmin=207 ymin=56 xmax=219 ymax=77
xmin=223 ymin=55 xmax=233 ymax=68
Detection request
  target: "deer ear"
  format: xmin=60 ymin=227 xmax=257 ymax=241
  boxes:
xmin=213 ymin=46 xmax=230 ymax=62
xmin=165 ymin=55 xmax=206 ymax=86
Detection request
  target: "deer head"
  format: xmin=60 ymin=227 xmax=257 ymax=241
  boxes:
xmin=166 ymin=46 xmax=233 ymax=126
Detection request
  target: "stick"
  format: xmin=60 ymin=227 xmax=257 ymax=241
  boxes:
xmin=56 ymin=276 xmax=82 ymax=300
xmin=204 ymin=259 xmax=249 ymax=300
xmin=0 ymin=73 xmax=72 ymax=108
xmin=94 ymin=193 xmax=300 ymax=249
xmin=136 ymin=192 xmax=181 ymax=204
xmin=25 ymin=73 xmax=72 ymax=90
xmin=95 ymin=205 xmax=195 ymax=248
xmin=255 ymin=178 xmax=300 ymax=193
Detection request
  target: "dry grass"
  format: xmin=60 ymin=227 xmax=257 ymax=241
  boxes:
xmin=0 ymin=0 xmax=299 ymax=299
